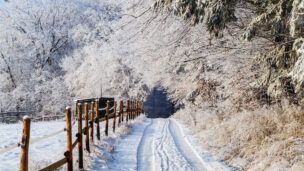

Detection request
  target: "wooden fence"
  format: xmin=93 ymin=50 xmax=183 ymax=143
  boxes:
xmin=0 ymin=111 xmax=33 ymax=123
xmin=19 ymin=98 xmax=144 ymax=171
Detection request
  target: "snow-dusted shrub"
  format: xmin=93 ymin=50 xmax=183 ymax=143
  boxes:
xmin=175 ymin=104 xmax=304 ymax=170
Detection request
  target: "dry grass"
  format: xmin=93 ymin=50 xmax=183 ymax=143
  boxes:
xmin=197 ymin=79 xmax=218 ymax=103
xmin=175 ymin=104 xmax=304 ymax=170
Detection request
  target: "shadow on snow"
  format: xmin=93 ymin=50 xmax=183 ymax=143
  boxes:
xmin=144 ymin=86 xmax=173 ymax=118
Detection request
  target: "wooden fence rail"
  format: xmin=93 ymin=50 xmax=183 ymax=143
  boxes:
xmin=19 ymin=98 xmax=144 ymax=171
xmin=0 ymin=111 xmax=33 ymax=123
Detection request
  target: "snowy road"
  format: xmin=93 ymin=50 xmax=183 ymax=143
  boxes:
xmin=138 ymin=118 xmax=207 ymax=171
xmin=99 ymin=118 xmax=208 ymax=171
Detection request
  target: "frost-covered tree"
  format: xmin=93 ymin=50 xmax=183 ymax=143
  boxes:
xmin=0 ymin=0 xmax=72 ymax=113
xmin=0 ymin=0 xmax=121 ymax=115
xmin=62 ymin=43 xmax=149 ymax=101
xmin=154 ymin=0 xmax=304 ymax=104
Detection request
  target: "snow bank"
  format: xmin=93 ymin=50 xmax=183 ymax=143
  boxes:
xmin=171 ymin=118 xmax=232 ymax=171
xmin=0 ymin=121 xmax=67 ymax=171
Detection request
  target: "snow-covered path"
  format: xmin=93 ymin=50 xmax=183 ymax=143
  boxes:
xmin=99 ymin=118 xmax=207 ymax=171
xmin=137 ymin=118 xmax=206 ymax=171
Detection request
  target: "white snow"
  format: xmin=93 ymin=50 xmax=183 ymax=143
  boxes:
xmin=171 ymin=118 xmax=231 ymax=171
xmin=0 ymin=115 xmax=230 ymax=171
xmin=0 ymin=121 xmax=68 ymax=170
xmin=90 ymin=117 xmax=151 ymax=170
xmin=89 ymin=117 xmax=231 ymax=171
xmin=22 ymin=115 xmax=30 ymax=120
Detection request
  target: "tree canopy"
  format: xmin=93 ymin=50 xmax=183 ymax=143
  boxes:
xmin=154 ymin=0 xmax=304 ymax=104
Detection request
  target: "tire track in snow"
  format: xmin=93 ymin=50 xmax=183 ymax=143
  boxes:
xmin=101 ymin=117 xmax=209 ymax=171
xmin=137 ymin=118 xmax=206 ymax=171
xmin=157 ymin=119 xmax=184 ymax=171
xmin=168 ymin=119 xmax=207 ymax=170
xmin=137 ymin=119 xmax=155 ymax=171
xmin=156 ymin=119 xmax=170 ymax=171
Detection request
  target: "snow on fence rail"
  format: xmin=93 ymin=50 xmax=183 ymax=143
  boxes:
xmin=32 ymin=115 xmax=64 ymax=122
xmin=19 ymin=97 xmax=144 ymax=171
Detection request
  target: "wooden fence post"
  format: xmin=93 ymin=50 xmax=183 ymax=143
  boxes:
xmin=136 ymin=100 xmax=139 ymax=117
xmin=20 ymin=116 xmax=31 ymax=171
xmin=135 ymin=101 xmax=137 ymax=118
xmin=95 ymin=99 xmax=100 ymax=140
xmin=140 ymin=100 xmax=142 ymax=114
xmin=134 ymin=100 xmax=135 ymax=118
xmin=90 ymin=102 xmax=94 ymax=142
xmin=105 ymin=101 xmax=109 ymax=136
xmin=139 ymin=100 xmax=141 ymax=114
xmin=135 ymin=100 xmax=137 ymax=117
xmin=84 ymin=103 xmax=90 ymax=153
xmin=140 ymin=101 xmax=144 ymax=114
xmin=142 ymin=100 xmax=144 ymax=113
xmin=136 ymin=101 xmax=138 ymax=117
xmin=139 ymin=100 xmax=141 ymax=115
xmin=129 ymin=100 xmax=131 ymax=120
xmin=119 ymin=100 xmax=123 ymax=124
xmin=138 ymin=101 xmax=141 ymax=116
xmin=132 ymin=101 xmax=135 ymax=120
xmin=126 ymin=100 xmax=130 ymax=122
xmin=65 ymin=107 xmax=73 ymax=171
xmin=118 ymin=101 xmax=121 ymax=124
xmin=113 ymin=101 xmax=117 ymax=133
xmin=122 ymin=101 xmax=125 ymax=122
xmin=76 ymin=103 xmax=83 ymax=169
xmin=138 ymin=100 xmax=141 ymax=116
xmin=131 ymin=100 xmax=133 ymax=120
xmin=130 ymin=101 xmax=132 ymax=120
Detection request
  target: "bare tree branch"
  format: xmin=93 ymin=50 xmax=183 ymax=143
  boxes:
xmin=0 ymin=52 xmax=16 ymax=88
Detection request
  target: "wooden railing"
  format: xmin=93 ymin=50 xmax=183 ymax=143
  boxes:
xmin=32 ymin=115 xmax=64 ymax=122
xmin=0 ymin=111 xmax=33 ymax=123
xmin=19 ymin=97 xmax=144 ymax=171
